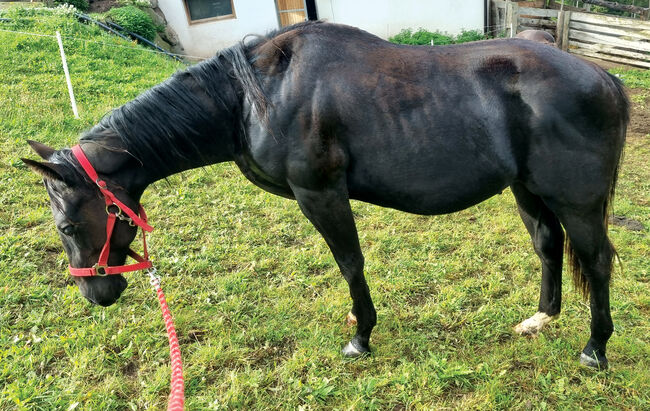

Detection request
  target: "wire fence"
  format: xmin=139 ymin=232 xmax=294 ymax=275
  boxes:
xmin=0 ymin=25 xmax=207 ymax=61
xmin=0 ymin=23 xmax=206 ymax=118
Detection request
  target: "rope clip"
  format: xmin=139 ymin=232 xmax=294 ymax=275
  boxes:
xmin=147 ymin=267 xmax=161 ymax=290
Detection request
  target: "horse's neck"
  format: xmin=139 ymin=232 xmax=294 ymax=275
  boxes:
xmin=81 ymin=65 xmax=240 ymax=196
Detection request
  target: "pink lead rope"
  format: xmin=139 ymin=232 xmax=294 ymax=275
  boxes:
xmin=149 ymin=269 xmax=185 ymax=411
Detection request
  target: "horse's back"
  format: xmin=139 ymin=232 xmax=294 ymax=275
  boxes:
xmin=246 ymin=23 xmax=628 ymax=214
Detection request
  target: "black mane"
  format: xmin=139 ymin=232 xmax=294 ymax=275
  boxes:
xmin=78 ymin=55 xmax=233 ymax=173
xmin=74 ymin=21 xmax=326 ymax=173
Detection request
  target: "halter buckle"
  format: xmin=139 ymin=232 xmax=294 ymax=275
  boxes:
xmin=93 ymin=263 xmax=108 ymax=276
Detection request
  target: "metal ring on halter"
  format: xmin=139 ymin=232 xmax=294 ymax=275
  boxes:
xmin=105 ymin=204 xmax=136 ymax=226
xmin=93 ymin=263 xmax=108 ymax=276
xmin=106 ymin=203 xmax=123 ymax=217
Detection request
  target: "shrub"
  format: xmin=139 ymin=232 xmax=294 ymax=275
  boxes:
xmin=389 ymin=28 xmax=453 ymax=46
xmin=389 ymin=28 xmax=487 ymax=46
xmin=53 ymin=0 xmax=89 ymax=12
xmin=454 ymin=29 xmax=487 ymax=43
xmin=117 ymin=0 xmax=152 ymax=7
xmin=107 ymin=6 xmax=157 ymax=41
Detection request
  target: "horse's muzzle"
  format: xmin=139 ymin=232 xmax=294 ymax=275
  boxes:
xmin=81 ymin=275 xmax=128 ymax=306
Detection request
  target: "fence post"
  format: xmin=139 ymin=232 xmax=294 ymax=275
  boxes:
xmin=560 ymin=10 xmax=572 ymax=51
xmin=507 ymin=1 xmax=519 ymax=37
xmin=56 ymin=31 xmax=79 ymax=119
xmin=557 ymin=10 xmax=565 ymax=49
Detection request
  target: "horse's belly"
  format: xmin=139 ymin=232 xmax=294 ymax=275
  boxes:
xmin=347 ymin=155 xmax=512 ymax=215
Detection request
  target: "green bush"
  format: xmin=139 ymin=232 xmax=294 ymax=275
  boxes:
xmin=389 ymin=28 xmax=453 ymax=45
xmin=117 ymin=0 xmax=152 ymax=6
xmin=53 ymin=0 xmax=89 ymax=12
xmin=389 ymin=28 xmax=487 ymax=46
xmin=454 ymin=29 xmax=487 ymax=43
xmin=107 ymin=5 xmax=157 ymax=41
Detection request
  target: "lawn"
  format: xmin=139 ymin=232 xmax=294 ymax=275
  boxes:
xmin=1 ymin=9 xmax=648 ymax=410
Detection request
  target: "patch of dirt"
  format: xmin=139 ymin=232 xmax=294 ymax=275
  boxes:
xmin=88 ymin=0 xmax=120 ymax=13
xmin=246 ymin=337 xmax=295 ymax=368
xmin=181 ymin=329 xmax=208 ymax=344
xmin=404 ymin=284 xmax=440 ymax=306
xmin=121 ymin=359 xmax=139 ymax=377
xmin=609 ymin=215 xmax=645 ymax=231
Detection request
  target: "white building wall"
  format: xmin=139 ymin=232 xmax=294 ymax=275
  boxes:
xmin=157 ymin=0 xmax=279 ymax=58
xmin=315 ymin=0 xmax=484 ymax=39
xmin=159 ymin=0 xmax=485 ymax=58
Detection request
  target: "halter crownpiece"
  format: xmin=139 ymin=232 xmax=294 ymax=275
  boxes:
xmin=68 ymin=144 xmax=154 ymax=277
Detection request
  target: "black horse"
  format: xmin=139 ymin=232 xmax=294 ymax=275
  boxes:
xmin=23 ymin=21 xmax=628 ymax=368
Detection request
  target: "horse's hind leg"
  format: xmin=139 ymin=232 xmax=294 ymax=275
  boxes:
xmin=288 ymin=179 xmax=377 ymax=357
xmin=555 ymin=207 xmax=614 ymax=368
xmin=512 ymin=183 xmax=564 ymax=336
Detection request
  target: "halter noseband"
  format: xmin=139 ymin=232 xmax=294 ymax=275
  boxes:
xmin=68 ymin=145 xmax=154 ymax=277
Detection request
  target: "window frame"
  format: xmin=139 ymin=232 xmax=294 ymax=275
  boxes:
xmin=183 ymin=0 xmax=237 ymax=25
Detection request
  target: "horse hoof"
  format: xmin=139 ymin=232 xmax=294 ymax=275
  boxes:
xmin=514 ymin=312 xmax=556 ymax=337
xmin=580 ymin=352 xmax=608 ymax=369
xmin=342 ymin=340 xmax=369 ymax=358
xmin=345 ymin=311 xmax=357 ymax=326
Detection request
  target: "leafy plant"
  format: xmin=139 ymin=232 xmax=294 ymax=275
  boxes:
xmin=389 ymin=28 xmax=487 ymax=46
xmin=107 ymin=5 xmax=157 ymax=41
xmin=117 ymin=0 xmax=152 ymax=7
xmin=454 ymin=29 xmax=487 ymax=43
xmin=52 ymin=0 xmax=89 ymax=12
xmin=389 ymin=28 xmax=453 ymax=45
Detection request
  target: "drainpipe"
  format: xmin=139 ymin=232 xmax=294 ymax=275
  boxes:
xmin=485 ymin=0 xmax=489 ymax=35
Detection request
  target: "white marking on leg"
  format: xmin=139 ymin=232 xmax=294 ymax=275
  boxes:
xmin=514 ymin=312 xmax=557 ymax=336
xmin=346 ymin=311 xmax=357 ymax=326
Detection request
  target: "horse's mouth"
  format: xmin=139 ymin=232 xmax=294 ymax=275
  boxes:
xmin=81 ymin=275 xmax=128 ymax=307
xmin=86 ymin=294 xmax=121 ymax=307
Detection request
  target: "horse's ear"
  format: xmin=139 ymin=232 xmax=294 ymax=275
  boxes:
xmin=27 ymin=140 xmax=56 ymax=160
xmin=21 ymin=158 xmax=68 ymax=182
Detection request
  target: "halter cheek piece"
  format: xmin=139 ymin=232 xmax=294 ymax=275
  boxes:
xmin=68 ymin=145 xmax=154 ymax=277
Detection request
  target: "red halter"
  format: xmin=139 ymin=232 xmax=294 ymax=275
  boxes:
xmin=68 ymin=144 xmax=154 ymax=277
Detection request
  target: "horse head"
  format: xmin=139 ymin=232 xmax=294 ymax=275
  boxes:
xmin=22 ymin=140 xmax=142 ymax=306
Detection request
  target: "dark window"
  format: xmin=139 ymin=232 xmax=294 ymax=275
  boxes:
xmin=185 ymin=0 xmax=235 ymax=23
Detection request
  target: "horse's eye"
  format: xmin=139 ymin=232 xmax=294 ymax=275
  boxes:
xmin=60 ymin=225 xmax=75 ymax=236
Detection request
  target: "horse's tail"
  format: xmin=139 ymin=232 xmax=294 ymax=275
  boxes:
xmin=566 ymin=72 xmax=629 ymax=298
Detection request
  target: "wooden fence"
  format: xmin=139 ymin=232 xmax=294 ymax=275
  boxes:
xmin=491 ymin=0 xmax=650 ymax=68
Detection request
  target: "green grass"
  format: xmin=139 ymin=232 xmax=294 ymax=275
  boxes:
xmin=1 ymin=10 xmax=649 ymax=410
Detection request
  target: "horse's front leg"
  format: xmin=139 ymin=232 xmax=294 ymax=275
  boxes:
xmin=288 ymin=179 xmax=377 ymax=357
